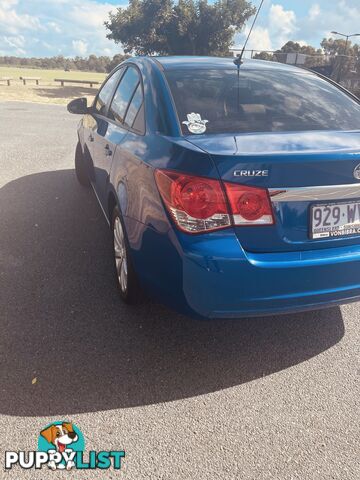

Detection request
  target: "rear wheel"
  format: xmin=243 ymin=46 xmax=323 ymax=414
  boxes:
xmin=75 ymin=141 xmax=90 ymax=187
xmin=112 ymin=206 xmax=143 ymax=304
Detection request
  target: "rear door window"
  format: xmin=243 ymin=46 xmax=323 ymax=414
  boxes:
xmin=108 ymin=66 xmax=142 ymax=128
xmin=124 ymin=83 xmax=145 ymax=134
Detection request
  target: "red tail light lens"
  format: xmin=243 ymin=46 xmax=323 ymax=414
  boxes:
xmin=155 ymin=170 xmax=230 ymax=233
xmin=224 ymin=183 xmax=274 ymax=225
xmin=173 ymin=178 xmax=219 ymax=219
xmin=155 ymin=169 xmax=274 ymax=233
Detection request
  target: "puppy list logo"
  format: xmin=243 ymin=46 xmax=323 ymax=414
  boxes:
xmin=5 ymin=421 xmax=125 ymax=471
xmin=38 ymin=421 xmax=84 ymax=470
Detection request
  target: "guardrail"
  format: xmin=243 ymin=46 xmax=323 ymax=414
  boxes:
xmin=19 ymin=76 xmax=41 ymax=85
xmin=0 ymin=77 xmax=13 ymax=86
xmin=54 ymin=78 xmax=101 ymax=88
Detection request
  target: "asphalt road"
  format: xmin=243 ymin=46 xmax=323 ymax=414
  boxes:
xmin=0 ymin=101 xmax=359 ymax=479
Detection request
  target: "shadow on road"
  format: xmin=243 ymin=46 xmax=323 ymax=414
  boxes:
xmin=0 ymin=170 xmax=344 ymax=416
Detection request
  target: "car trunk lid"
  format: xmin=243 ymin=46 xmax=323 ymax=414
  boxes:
xmin=186 ymin=130 xmax=360 ymax=253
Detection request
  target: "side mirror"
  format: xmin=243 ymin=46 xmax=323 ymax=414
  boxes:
xmin=67 ymin=97 xmax=88 ymax=114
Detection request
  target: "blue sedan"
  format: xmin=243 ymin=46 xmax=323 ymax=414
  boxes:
xmin=68 ymin=56 xmax=360 ymax=318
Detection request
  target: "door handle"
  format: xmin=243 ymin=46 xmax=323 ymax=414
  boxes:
xmin=88 ymin=134 xmax=94 ymax=142
xmin=105 ymin=144 xmax=113 ymax=156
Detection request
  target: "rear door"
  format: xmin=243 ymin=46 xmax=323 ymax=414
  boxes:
xmin=92 ymin=66 xmax=142 ymax=209
xmin=90 ymin=67 xmax=125 ymax=207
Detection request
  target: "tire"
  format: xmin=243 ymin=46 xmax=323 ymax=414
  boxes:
xmin=75 ymin=141 xmax=90 ymax=187
xmin=112 ymin=206 xmax=143 ymax=304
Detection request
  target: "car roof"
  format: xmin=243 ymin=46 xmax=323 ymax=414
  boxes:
xmin=146 ymin=56 xmax=306 ymax=73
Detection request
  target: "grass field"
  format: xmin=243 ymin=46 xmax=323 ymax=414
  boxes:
xmin=0 ymin=66 xmax=106 ymax=83
xmin=0 ymin=66 xmax=107 ymax=104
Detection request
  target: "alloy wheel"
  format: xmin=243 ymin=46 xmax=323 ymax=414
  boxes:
xmin=113 ymin=216 xmax=128 ymax=293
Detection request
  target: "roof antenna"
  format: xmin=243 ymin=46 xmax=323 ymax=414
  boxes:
xmin=234 ymin=0 xmax=266 ymax=68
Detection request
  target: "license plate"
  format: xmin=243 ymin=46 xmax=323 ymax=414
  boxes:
xmin=310 ymin=200 xmax=360 ymax=239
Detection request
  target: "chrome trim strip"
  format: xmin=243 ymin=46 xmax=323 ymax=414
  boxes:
xmin=269 ymin=184 xmax=360 ymax=202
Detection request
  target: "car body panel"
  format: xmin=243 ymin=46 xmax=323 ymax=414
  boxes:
xmin=187 ymin=130 xmax=360 ymax=252
xmin=92 ymin=117 xmax=129 ymax=209
xmin=109 ymin=133 xmax=219 ymax=227
xmin=180 ymin=231 xmax=360 ymax=318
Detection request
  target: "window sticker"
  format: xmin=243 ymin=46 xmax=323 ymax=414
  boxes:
xmin=182 ymin=113 xmax=208 ymax=134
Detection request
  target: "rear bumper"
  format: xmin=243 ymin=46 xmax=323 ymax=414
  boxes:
xmin=180 ymin=231 xmax=360 ymax=318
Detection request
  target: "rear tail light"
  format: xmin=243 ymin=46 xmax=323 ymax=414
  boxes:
xmin=155 ymin=170 xmax=231 ymax=233
xmin=224 ymin=183 xmax=274 ymax=225
xmin=155 ymin=169 xmax=274 ymax=233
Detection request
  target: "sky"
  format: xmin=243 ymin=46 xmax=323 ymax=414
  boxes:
xmin=0 ymin=0 xmax=360 ymax=58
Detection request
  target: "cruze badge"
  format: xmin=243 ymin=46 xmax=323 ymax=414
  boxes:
xmin=182 ymin=113 xmax=208 ymax=134
xmin=353 ymin=164 xmax=360 ymax=180
xmin=234 ymin=170 xmax=269 ymax=177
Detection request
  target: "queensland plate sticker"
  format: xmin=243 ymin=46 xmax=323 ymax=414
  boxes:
xmin=182 ymin=113 xmax=208 ymax=134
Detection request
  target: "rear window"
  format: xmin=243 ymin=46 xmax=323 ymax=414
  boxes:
xmin=165 ymin=69 xmax=360 ymax=135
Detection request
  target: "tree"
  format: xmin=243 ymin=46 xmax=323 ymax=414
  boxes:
xmin=321 ymin=38 xmax=352 ymax=56
xmin=107 ymin=53 xmax=131 ymax=72
xmin=0 ymin=54 xmax=130 ymax=73
xmin=105 ymin=0 xmax=256 ymax=56
xmin=254 ymin=41 xmax=323 ymax=66
xmin=271 ymin=41 xmax=323 ymax=67
xmin=253 ymin=51 xmax=273 ymax=61
xmin=321 ymin=37 xmax=360 ymax=81
xmin=276 ymin=41 xmax=322 ymax=56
